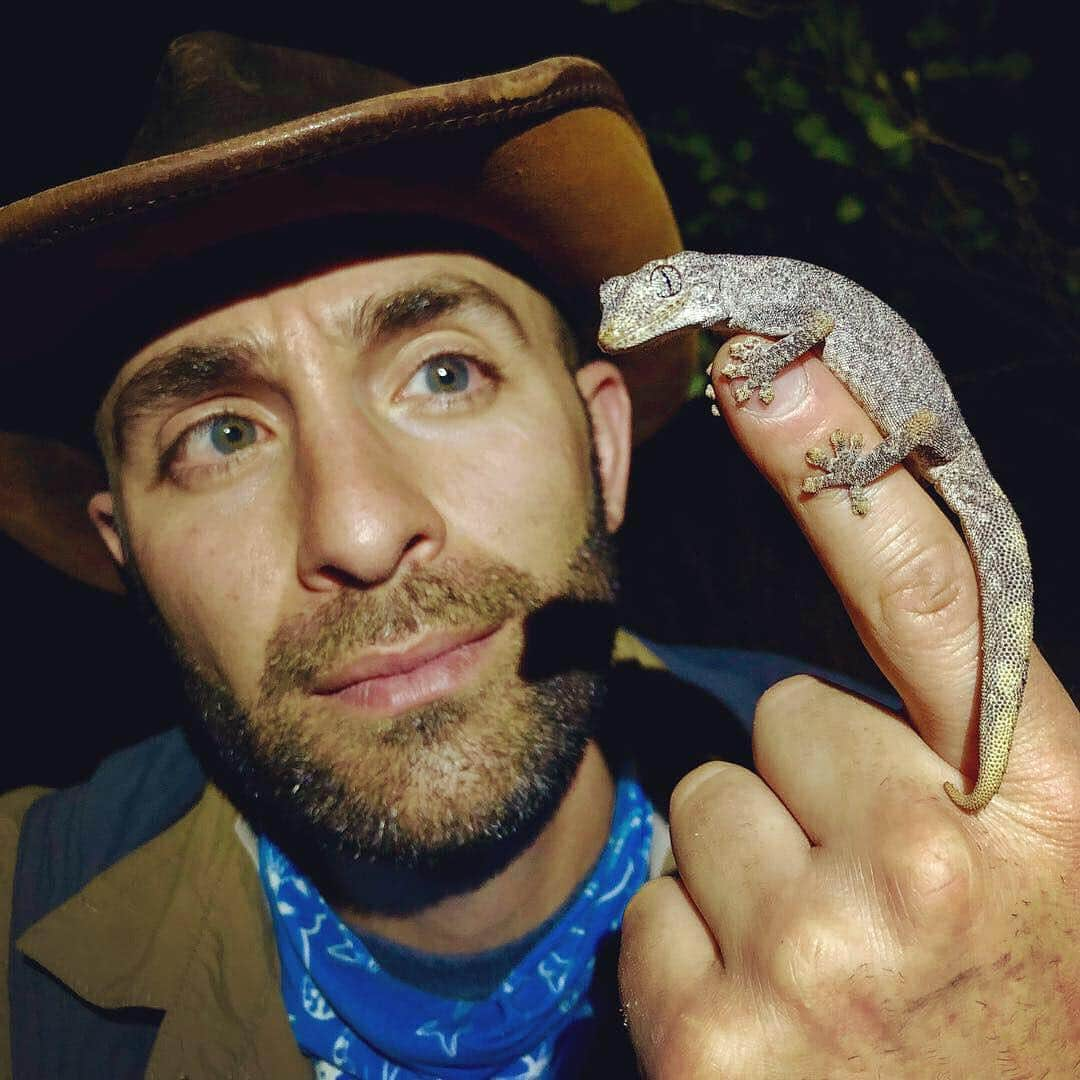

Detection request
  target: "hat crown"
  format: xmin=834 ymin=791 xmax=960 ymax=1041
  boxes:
xmin=124 ymin=31 xmax=414 ymax=164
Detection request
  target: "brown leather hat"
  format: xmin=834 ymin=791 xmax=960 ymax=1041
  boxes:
xmin=0 ymin=32 xmax=692 ymax=592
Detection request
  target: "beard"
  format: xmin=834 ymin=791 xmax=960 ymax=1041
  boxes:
xmin=124 ymin=481 xmax=620 ymax=914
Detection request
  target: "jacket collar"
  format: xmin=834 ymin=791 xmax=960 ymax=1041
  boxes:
xmin=16 ymin=781 xmax=309 ymax=1078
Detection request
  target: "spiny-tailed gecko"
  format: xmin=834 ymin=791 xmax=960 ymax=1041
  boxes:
xmin=597 ymin=251 xmax=1032 ymax=812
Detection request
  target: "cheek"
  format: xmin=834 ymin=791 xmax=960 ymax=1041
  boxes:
xmin=127 ymin=488 xmax=291 ymax=692
xmin=432 ymin=406 xmax=592 ymax=574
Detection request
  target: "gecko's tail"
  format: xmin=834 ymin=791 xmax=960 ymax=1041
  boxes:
xmin=933 ymin=444 xmax=1033 ymax=812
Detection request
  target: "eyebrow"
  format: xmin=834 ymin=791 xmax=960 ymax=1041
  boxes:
xmin=109 ymin=342 xmax=266 ymax=460
xmin=108 ymin=274 xmax=530 ymax=459
xmin=344 ymin=273 xmax=529 ymax=351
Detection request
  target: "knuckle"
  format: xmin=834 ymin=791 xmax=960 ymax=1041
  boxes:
xmin=633 ymin=988 xmax=744 ymax=1079
xmin=874 ymin=530 xmax=976 ymax=639
xmin=880 ymin=814 xmax=976 ymax=928
xmin=655 ymin=1015 xmax=729 ymax=1078
xmin=767 ymin=911 xmax=867 ymax=1009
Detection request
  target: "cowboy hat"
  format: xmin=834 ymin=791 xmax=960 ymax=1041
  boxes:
xmin=0 ymin=31 xmax=693 ymax=592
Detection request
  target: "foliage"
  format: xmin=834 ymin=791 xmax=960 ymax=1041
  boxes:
xmin=583 ymin=0 xmax=1078 ymax=380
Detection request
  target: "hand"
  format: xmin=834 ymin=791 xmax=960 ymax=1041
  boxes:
xmin=619 ymin=339 xmax=1080 ymax=1077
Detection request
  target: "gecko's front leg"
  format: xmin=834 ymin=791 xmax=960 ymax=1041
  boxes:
xmin=714 ymin=313 xmax=835 ymax=405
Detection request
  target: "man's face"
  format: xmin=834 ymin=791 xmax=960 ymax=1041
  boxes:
xmin=91 ymin=250 xmax=632 ymax=897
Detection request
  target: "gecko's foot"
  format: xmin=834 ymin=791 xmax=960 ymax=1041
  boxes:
xmin=730 ymin=380 xmax=775 ymax=405
xmin=802 ymin=429 xmax=871 ymax=515
xmin=727 ymin=337 xmax=769 ymax=364
xmin=721 ymin=337 xmax=778 ymax=405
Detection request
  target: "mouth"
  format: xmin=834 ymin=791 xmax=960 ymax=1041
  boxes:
xmin=597 ymin=297 xmax=691 ymax=353
xmin=311 ymin=623 xmax=505 ymax=715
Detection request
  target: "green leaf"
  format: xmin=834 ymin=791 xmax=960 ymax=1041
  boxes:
xmin=709 ymin=184 xmax=739 ymax=207
xmin=794 ymin=113 xmax=829 ymax=146
xmin=686 ymin=368 xmax=709 ymax=401
xmin=890 ymin=140 xmax=914 ymax=166
xmin=836 ymin=194 xmax=865 ymax=224
xmin=774 ymin=75 xmax=809 ymax=110
xmin=817 ymin=135 xmax=855 ymax=166
xmin=697 ymin=158 xmax=721 ymax=183
xmin=732 ymin=138 xmax=755 ymax=164
xmin=745 ymin=189 xmax=768 ymax=211
xmin=865 ymin=114 xmax=909 ymax=150
xmin=793 ymin=109 xmax=856 ymax=165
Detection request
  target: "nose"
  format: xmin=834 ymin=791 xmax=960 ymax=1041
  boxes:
xmin=294 ymin=415 xmax=446 ymax=591
xmin=596 ymin=278 xmax=627 ymax=354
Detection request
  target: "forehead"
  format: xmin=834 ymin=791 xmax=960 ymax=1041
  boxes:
xmin=108 ymin=250 xmax=548 ymax=393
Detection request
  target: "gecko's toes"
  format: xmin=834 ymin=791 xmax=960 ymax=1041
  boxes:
xmin=720 ymin=362 xmax=745 ymax=379
xmin=728 ymin=338 xmax=767 ymax=363
xmin=849 ymin=488 xmax=871 ymax=515
xmin=710 ymin=402 xmax=721 ymax=417
xmin=758 ymin=384 xmax=775 ymax=406
xmin=802 ymin=434 xmax=870 ymax=507
xmin=704 ymin=382 xmax=716 ymax=400
xmin=733 ymin=384 xmax=752 ymax=404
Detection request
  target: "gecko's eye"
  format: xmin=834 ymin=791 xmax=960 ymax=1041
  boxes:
xmin=650 ymin=264 xmax=682 ymax=298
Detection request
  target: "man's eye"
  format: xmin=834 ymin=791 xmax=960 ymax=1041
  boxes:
xmin=399 ymin=354 xmax=502 ymax=408
xmin=409 ymin=355 xmax=473 ymax=395
xmin=207 ymin=416 xmax=259 ymax=454
xmin=164 ymin=412 xmax=264 ymax=477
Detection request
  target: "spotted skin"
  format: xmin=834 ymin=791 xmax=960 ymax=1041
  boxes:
xmin=598 ymin=251 xmax=1033 ymax=812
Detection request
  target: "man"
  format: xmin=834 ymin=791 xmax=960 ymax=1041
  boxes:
xmin=2 ymin=31 xmax=1079 ymax=1079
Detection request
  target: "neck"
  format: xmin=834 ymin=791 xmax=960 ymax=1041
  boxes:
xmin=341 ymin=740 xmax=615 ymax=955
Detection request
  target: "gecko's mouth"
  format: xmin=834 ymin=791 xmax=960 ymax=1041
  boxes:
xmin=597 ymin=296 xmax=690 ymax=353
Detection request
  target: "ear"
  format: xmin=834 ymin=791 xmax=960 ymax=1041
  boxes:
xmin=574 ymin=360 xmax=633 ymax=532
xmin=88 ymin=491 xmax=128 ymax=569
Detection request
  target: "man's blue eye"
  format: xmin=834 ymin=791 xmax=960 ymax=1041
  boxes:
xmin=423 ymin=357 xmax=470 ymax=393
xmin=209 ymin=416 xmax=258 ymax=454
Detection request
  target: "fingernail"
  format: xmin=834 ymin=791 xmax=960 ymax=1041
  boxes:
xmin=740 ymin=362 xmax=809 ymax=419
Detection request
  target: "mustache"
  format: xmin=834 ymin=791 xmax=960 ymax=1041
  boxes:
xmin=258 ymin=558 xmax=545 ymax=702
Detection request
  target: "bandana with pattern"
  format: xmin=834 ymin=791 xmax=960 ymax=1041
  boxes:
xmin=259 ymin=776 xmax=652 ymax=1079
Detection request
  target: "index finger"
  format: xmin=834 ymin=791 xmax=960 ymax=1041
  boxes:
xmin=711 ymin=340 xmax=986 ymax=778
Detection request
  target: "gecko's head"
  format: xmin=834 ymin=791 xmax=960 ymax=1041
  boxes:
xmin=597 ymin=250 xmax=719 ymax=353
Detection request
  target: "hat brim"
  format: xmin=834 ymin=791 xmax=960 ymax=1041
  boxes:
xmin=0 ymin=56 xmax=693 ymax=591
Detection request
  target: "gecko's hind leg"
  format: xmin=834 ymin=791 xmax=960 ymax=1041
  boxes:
xmin=802 ymin=409 xmax=940 ymax=515
xmin=720 ymin=312 xmax=834 ymax=405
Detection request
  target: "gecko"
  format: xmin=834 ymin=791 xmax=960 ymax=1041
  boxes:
xmin=597 ymin=251 xmax=1033 ymax=812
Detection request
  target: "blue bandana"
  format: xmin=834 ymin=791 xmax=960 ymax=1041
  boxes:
xmin=259 ymin=776 xmax=653 ymax=1078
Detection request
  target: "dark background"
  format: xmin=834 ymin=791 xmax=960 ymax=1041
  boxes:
xmin=2 ymin=1 xmax=1075 ymax=792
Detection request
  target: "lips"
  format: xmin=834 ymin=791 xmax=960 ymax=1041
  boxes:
xmin=310 ymin=624 xmax=503 ymax=714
